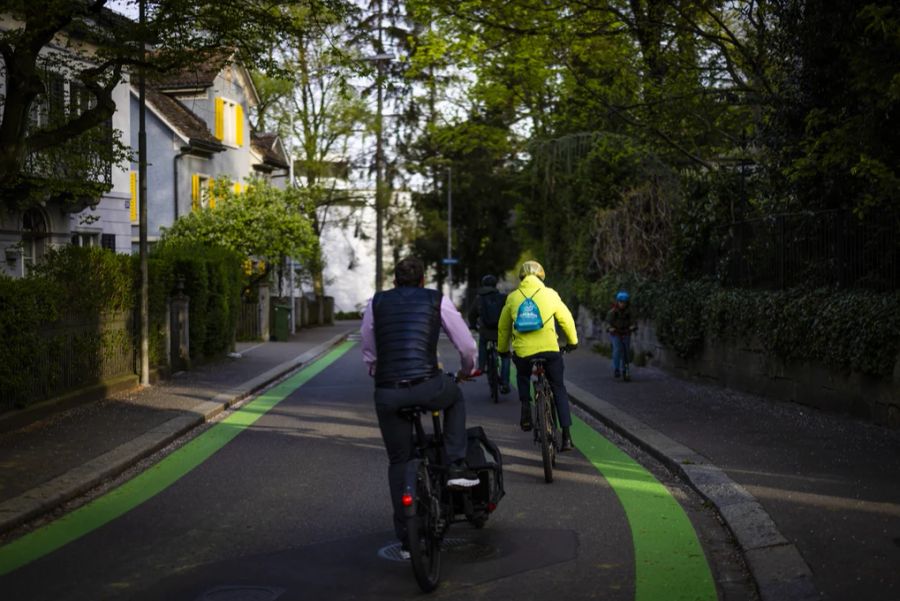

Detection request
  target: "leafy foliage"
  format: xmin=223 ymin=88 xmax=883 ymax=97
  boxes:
xmin=159 ymin=179 xmax=320 ymax=285
xmin=590 ymin=274 xmax=900 ymax=378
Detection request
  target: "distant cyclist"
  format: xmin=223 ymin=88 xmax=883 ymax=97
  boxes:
xmin=468 ymin=274 xmax=511 ymax=394
xmin=497 ymin=260 xmax=578 ymax=451
xmin=605 ymin=290 xmax=637 ymax=379
xmin=360 ymin=256 xmax=480 ymax=557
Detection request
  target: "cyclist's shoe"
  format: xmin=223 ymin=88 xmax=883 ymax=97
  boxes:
xmin=519 ymin=403 xmax=533 ymax=431
xmin=447 ymin=461 xmax=480 ymax=489
xmin=500 ymin=383 xmax=511 ymax=394
xmin=560 ymin=428 xmax=574 ymax=452
xmin=399 ymin=543 xmax=411 ymax=560
xmin=614 ymin=369 xmax=621 ymax=378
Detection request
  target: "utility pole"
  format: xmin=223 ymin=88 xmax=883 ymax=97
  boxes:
xmin=138 ymin=0 xmax=149 ymax=385
xmin=365 ymin=52 xmax=392 ymax=292
xmin=446 ymin=166 xmax=452 ymax=300
xmin=374 ymin=57 xmax=384 ymax=292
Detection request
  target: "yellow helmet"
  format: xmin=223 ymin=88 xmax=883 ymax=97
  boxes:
xmin=518 ymin=260 xmax=545 ymax=281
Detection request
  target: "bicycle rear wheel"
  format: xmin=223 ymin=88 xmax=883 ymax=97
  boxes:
xmin=407 ymin=464 xmax=441 ymax=592
xmin=534 ymin=383 xmax=555 ymax=483
xmin=487 ymin=349 xmax=499 ymax=403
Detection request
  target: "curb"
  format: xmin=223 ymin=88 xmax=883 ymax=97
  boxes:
xmin=0 ymin=332 xmax=351 ymax=537
xmin=565 ymin=380 xmax=819 ymax=601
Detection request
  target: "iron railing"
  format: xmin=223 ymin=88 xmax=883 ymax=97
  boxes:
xmin=1 ymin=312 xmax=135 ymax=409
xmin=711 ymin=210 xmax=898 ymax=291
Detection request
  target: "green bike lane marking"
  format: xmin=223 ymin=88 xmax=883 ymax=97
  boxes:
xmin=510 ymin=364 xmax=716 ymax=601
xmin=0 ymin=340 xmax=357 ymax=576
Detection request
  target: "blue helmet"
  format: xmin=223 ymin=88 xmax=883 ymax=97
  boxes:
xmin=616 ymin=291 xmax=630 ymax=302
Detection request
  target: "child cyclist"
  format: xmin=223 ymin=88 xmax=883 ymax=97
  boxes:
xmin=605 ymin=291 xmax=637 ymax=380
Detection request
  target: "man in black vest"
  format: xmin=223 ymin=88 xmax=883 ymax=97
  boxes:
xmin=360 ymin=256 xmax=480 ymax=556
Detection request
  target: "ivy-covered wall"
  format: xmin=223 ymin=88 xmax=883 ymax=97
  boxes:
xmin=579 ymin=274 xmax=900 ymax=426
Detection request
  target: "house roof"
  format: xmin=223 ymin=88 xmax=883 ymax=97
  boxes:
xmin=151 ymin=49 xmax=261 ymax=106
xmin=151 ymin=53 xmax=229 ymax=91
xmin=144 ymin=87 xmax=224 ymax=150
xmin=251 ymin=132 xmax=289 ymax=170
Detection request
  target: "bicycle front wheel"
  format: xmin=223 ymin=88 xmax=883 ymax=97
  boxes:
xmin=534 ymin=384 xmax=555 ymax=483
xmin=407 ymin=464 xmax=441 ymax=592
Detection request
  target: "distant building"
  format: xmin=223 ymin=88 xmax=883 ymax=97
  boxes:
xmin=127 ymin=53 xmax=288 ymax=250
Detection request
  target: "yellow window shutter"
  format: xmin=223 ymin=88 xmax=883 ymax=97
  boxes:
xmin=235 ymin=104 xmax=244 ymax=147
xmin=214 ymin=97 xmax=224 ymax=140
xmin=191 ymin=174 xmax=200 ymax=211
xmin=129 ymin=171 xmax=138 ymax=222
xmin=208 ymin=178 xmax=216 ymax=209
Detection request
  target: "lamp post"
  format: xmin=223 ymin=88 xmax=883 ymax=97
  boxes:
xmin=446 ymin=166 xmax=452 ymax=299
xmin=138 ymin=0 xmax=149 ymax=385
xmin=365 ymin=53 xmax=392 ymax=292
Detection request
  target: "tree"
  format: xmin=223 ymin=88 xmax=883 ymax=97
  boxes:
xmin=0 ymin=0 xmax=349 ymax=210
xmin=159 ymin=179 xmax=319 ymax=291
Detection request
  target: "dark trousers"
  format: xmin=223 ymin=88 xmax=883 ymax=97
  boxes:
xmin=513 ymin=351 xmax=572 ymax=428
xmin=374 ymin=373 xmax=468 ymax=541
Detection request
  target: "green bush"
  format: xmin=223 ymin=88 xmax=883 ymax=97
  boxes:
xmin=151 ymin=242 xmax=243 ymax=361
xmin=0 ymin=247 xmax=134 ymax=408
xmin=589 ymin=274 xmax=900 ymax=377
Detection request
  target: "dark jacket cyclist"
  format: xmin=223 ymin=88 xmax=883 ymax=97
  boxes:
xmin=360 ymin=256 xmax=479 ymax=556
xmin=467 ymin=274 xmax=511 ymax=393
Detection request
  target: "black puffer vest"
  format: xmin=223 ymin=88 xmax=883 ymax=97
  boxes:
xmin=373 ymin=287 xmax=442 ymax=386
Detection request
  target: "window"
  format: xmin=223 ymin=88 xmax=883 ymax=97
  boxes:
xmin=192 ymin=174 xmax=213 ymax=210
xmin=214 ymin=97 xmax=244 ymax=147
xmin=101 ymin=234 xmax=115 ymax=250
xmin=22 ymin=208 xmax=48 ymax=274
xmin=71 ymin=233 xmax=99 ymax=247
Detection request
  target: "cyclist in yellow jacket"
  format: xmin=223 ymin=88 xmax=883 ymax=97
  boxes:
xmin=498 ymin=260 xmax=579 ymax=451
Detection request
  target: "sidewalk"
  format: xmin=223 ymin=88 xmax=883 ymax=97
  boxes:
xmin=563 ymin=347 xmax=900 ymax=601
xmin=0 ymin=322 xmax=359 ymax=535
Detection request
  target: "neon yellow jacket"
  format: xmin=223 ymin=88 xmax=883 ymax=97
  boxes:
xmin=497 ymin=275 xmax=578 ymax=357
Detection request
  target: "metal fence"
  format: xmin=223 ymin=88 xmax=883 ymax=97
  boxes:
xmin=236 ymin=301 xmax=261 ymax=341
xmin=5 ymin=312 xmax=135 ymax=408
xmin=711 ymin=210 xmax=899 ymax=291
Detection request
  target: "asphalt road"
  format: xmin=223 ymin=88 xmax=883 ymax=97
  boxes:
xmin=0 ymin=338 xmax=755 ymax=600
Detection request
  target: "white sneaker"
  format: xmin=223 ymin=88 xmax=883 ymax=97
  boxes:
xmin=399 ymin=547 xmax=411 ymax=560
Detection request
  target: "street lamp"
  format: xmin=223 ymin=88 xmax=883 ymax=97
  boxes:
xmin=364 ymin=53 xmax=393 ymax=292
xmin=446 ymin=166 xmax=453 ymax=299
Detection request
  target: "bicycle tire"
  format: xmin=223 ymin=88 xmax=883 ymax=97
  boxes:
xmin=534 ymin=382 xmax=554 ymax=483
xmin=547 ymin=396 xmax=559 ymax=467
xmin=487 ymin=349 xmax=499 ymax=403
xmin=407 ymin=464 xmax=441 ymax=592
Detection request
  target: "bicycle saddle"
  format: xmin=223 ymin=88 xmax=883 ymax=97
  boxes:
xmin=397 ymin=406 xmax=428 ymax=418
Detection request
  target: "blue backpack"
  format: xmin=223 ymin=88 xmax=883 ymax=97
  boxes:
xmin=513 ymin=289 xmax=544 ymax=332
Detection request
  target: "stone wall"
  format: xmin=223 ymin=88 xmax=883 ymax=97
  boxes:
xmin=576 ymin=306 xmax=900 ymax=428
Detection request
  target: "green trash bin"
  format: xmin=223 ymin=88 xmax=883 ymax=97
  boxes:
xmin=273 ymin=304 xmax=291 ymax=341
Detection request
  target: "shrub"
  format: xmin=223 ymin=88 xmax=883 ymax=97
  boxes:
xmin=589 ymin=274 xmax=900 ymax=377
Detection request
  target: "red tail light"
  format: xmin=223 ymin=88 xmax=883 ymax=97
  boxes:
xmin=487 ymin=502 xmax=497 ymax=512
xmin=401 ymin=493 xmax=414 ymax=507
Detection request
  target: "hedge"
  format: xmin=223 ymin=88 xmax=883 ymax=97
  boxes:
xmin=586 ymin=274 xmax=900 ymax=378
xmin=0 ymin=243 xmax=244 ymax=410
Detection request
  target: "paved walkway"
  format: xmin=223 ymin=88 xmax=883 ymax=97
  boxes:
xmin=1 ymin=324 xmax=898 ymax=601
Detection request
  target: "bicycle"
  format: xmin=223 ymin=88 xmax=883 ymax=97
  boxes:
xmin=529 ymin=358 xmax=559 ymax=483
xmin=485 ymin=340 xmax=500 ymax=403
xmin=398 ymin=375 xmax=502 ymax=592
